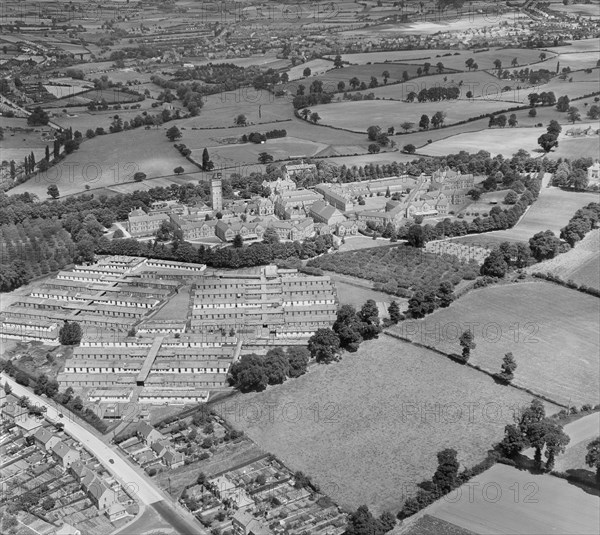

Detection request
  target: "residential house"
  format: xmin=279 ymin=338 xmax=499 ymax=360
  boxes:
xmin=85 ymin=476 xmax=117 ymax=511
xmin=51 ymin=441 xmax=81 ymax=469
xmin=262 ymin=176 xmax=296 ymax=195
xmin=163 ymin=448 xmax=185 ymax=469
xmin=33 ymin=427 xmax=61 ymax=452
xmin=335 ymin=219 xmax=358 ymax=237
xmin=151 ymin=439 xmax=170 ymax=458
xmin=137 ymin=422 xmax=164 ymax=445
xmin=106 ymin=502 xmax=128 ymax=522
xmin=588 ymin=160 xmax=600 ymax=184
xmin=232 ymin=509 xmax=272 ymax=535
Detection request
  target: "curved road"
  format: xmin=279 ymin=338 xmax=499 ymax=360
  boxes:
xmin=1 ymin=374 xmax=205 ymax=535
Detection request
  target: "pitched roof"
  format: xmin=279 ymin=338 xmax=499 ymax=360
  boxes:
xmin=52 ymin=441 xmax=77 ymax=460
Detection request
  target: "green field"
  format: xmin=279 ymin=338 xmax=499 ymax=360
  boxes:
xmin=390 ymin=281 xmax=600 ymax=406
xmin=9 ymin=128 xmax=195 ymax=198
xmin=311 ymin=99 xmax=509 ymax=133
xmin=226 ymin=336 xmax=536 ymax=515
xmin=425 ymin=464 xmax=600 ymax=535
xmin=528 ymin=229 xmax=600 ymax=291
xmin=285 ymin=63 xmax=428 ymax=95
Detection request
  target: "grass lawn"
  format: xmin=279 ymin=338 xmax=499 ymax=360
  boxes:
xmin=312 ymin=99 xmax=518 ymax=133
xmin=390 ymin=281 xmax=600 ymax=406
xmin=425 ymin=464 xmax=600 ymax=535
xmin=528 ymin=229 xmax=600 ymax=290
xmin=10 ymin=128 xmax=195 ymax=198
xmin=226 ymin=336 xmax=538 ymax=515
xmin=479 ymin=183 xmax=600 ymax=242
xmin=285 ymin=63 xmax=429 ymax=95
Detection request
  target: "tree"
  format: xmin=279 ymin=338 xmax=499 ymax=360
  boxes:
xmin=504 ymin=190 xmax=518 ymax=204
xmin=47 ymin=185 xmax=60 ymax=199
xmin=232 ymin=234 xmax=244 ymax=248
xmin=308 ymin=328 xmax=341 ymax=364
xmin=556 ymin=95 xmax=570 ymax=112
xmin=368 ymin=144 xmax=381 ymax=154
xmin=498 ymin=352 xmax=517 ymax=382
xmin=547 ymin=120 xmax=562 ymax=137
xmin=400 ymin=121 xmax=414 ymax=132
xmin=201 ymin=148 xmax=214 ymax=171
xmin=333 ymin=304 xmax=364 ymax=351
xmin=382 ymin=70 xmax=390 ymax=84
xmin=262 ymin=227 xmax=280 ymax=245
xmin=258 ymin=152 xmax=273 ymax=164
xmin=465 ymin=58 xmax=474 ymax=70
xmin=264 ymin=348 xmax=289 ymax=385
xmin=59 ymin=321 xmax=82 ymax=345
xmin=333 ymin=54 xmax=344 ymax=68
xmin=566 ymin=106 xmax=580 ymax=124
xmin=403 ymin=144 xmax=416 ymax=154
xmin=529 ymin=230 xmax=561 ymax=261
xmin=407 ymin=224 xmax=425 ymax=247
xmin=493 ymin=59 xmax=502 ymax=71
xmin=27 ymin=106 xmax=49 ymax=126
xmin=586 ymin=104 xmax=600 ymax=120
xmin=300 ymin=108 xmax=311 ymax=120
xmin=529 ymin=107 xmax=537 ymax=117
xmin=543 ymin=422 xmax=570 ymax=469
xmin=166 ymin=125 xmax=182 ymax=141
xmin=309 ymin=112 xmax=321 ymax=124
xmin=431 ymin=111 xmax=445 ymax=128
xmin=303 ymin=67 xmax=311 ymax=77
xmin=538 ymin=133 xmax=558 ymax=153
xmin=345 ymin=505 xmax=393 ymax=535
xmin=359 ymin=299 xmax=381 ymax=340
xmin=174 ymin=166 xmax=184 ymax=175
xmin=585 ymin=437 xmax=600 ymax=481
xmin=419 ymin=114 xmax=430 ymax=130
xmin=133 ymin=171 xmax=146 ymax=182
xmin=287 ymin=346 xmax=310 ymax=378
xmin=367 ymin=125 xmax=382 ymax=141
xmin=338 ymin=81 xmax=346 ymax=91
xmin=508 ymin=114 xmax=518 ymax=127
xmin=432 ymin=449 xmax=459 ymax=494
xmin=459 ymin=330 xmax=475 ymax=361
xmin=436 ymin=61 xmax=444 ymax=73
xmin=436 ymin=281 xmax=455 ymax=308
xmin=64 ymin=139 xmax=79 ymax=154
xmin=349 ymin=77 xmax=360 ymax=90
xmin=228 ymin=354 xmax=268 ymax=392
xmin=388 ymin=301 xmax=402 ymax=324
xmin=234 ymin=114 xmax=247 ymax=126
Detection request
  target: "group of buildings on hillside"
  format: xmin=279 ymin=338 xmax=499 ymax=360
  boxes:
xmin=126 ymin=163 xmax=478 ymax=244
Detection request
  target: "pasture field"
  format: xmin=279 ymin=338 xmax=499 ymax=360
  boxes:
xmin=354 ymin=70 xmax=524 ymax=102
xmin=528 ymin=229 xmax=600 ymax=291
xmin=552 ymin=51 xmax=600 ymax=70
xmin=311 ymin=99 xmax=508 ymax=133
xmin=425 ymin=464 xmax=600 ymax=535
xmin=399 ymin=47 xmax=557 ymax=71
xmin=287 ymin=58 xmax=335 ymax=80
xmin=477 ymin=184 xmax=600 ymax=242
xmin=390 ymin=281 xmax=600 ymax=406
xmin=9 ymin=129 xmax=195 ymax=198
xmin=322 ymin=151 xmax=420 ymax=167
xmin=329 ymin=49 xmax=464 ymax=65
xmin=49 ymin=104 xmax=157 ymax=133
xmin=285 ymin=63 xmax=429 ymax=95
xmin=551 ymin=135 xmax=600 ymax=160
xmin=227 ymin=336 xmax=535 ymax=515
xmin=549 ymin=38 xmax=600 ymax=54
xmin=418 ymin=126 xmax=548 ymax=157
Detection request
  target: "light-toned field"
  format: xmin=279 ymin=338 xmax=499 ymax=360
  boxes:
xmin=285 ymin=63 xmax=426 ymax=95
xmin=425 ymin=464 xmax=600 ymax=535
xmin=390 ymin=281 xmax=600 ymax=406
xmin=311 ymin=99 xmax=508 ymax=133
xmin=9 ymin=129 xmax=195 ymax=198
xmin=529 ymin=229 xmax=600 ymax=290
xmin=356 ymin=70 xmax=524 ymax=102
xmin=329 ymin=49 xmax=463 ymax=65
xmin=554 ymin=51 xmax=600 ymax=70
xmin=228 ymin=336 xmax=537 ymax=515
xmin=400 ymin=47 xmax=557 ymax=71
xmin=420 ymin=122 xmax=600 ymax=159
xmin=480 ymin=183 xmax=600 ymax=242
xmin=287 ymin=58 xmax=335 ymax=80
xmin=418 ymin=126 xmax=547 ymax=157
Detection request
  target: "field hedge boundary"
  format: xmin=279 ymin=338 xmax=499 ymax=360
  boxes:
xmin=383 ymin=330 xmax=568 ymax=408
xmin=531 ymin=272 xmax=600 ymax=297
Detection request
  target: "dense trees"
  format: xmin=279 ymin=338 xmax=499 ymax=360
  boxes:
xmin=585 ymin=437 xmax=600 ymax=481
xmin=388 ymin=301 xmax=402 ymax=324
xmin=228 ymin=347 xmax=310 ymax=392
xmin=529 ymin=230 xmax=561 ymax=261
xmin=500 ymin=399 xmax=569 ymax=470
xmin=58 ymin=321 xmax=83 ymax=345
xmin=27 ymin=106 xmax=49 ymax=126
xmin=308 ymin=328 xmax=341 ymax=364
xmin=345 ymin=505 xmax=396 ymax=535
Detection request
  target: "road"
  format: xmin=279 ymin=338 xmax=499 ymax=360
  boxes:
xmin=1 ymin=374 xmax=205 ymax=535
